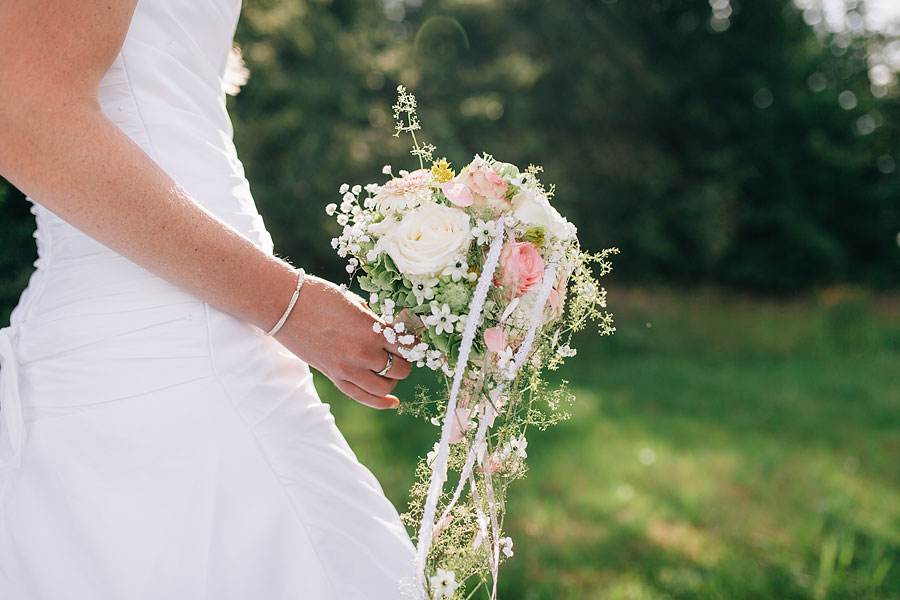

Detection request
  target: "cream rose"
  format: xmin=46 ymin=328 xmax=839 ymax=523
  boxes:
xmin=376 ymin=203 xmax=472 ymax=276
xmin=511 ymin=187 xmax=576 ymax=241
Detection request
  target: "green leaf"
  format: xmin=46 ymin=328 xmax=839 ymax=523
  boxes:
xmin=383 ymin=253 xmax=399 ymax=274
xmin=358 ymin=276 xmax=379 ymax=293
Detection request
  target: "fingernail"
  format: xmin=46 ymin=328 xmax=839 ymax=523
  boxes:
xmin=389 ymin=399 xmax=400 ymax=410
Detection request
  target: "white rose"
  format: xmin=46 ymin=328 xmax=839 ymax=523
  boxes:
xmin=375 ymin=203 xmax=472 ymax=276
xmin=511 ymin=187 xmax=577 ymax=240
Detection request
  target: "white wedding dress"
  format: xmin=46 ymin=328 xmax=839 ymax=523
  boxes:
xmin=0 ymin=1 xmax=419 ymax=598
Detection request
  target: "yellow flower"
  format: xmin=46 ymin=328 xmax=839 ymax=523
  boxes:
xmin=430 ymin=157 xmax=455 ymax=183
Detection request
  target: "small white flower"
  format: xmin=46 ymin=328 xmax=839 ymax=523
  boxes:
xmin=473 ymin=218 xmax=498 ymax=246
xmin=411 ymin=277 xmax=440 ymax=305
xmin=336 ymin=214 xmax=349 ymax=226
xmin=325 ymin=203 xmax=338 ymax=216
xmin=366 ymin=248 xmax=379 ymax=262
xmin=381 ymin=298 xmax=395 ymax=314
xmin=382 ymin=165 xmax=392 ymax=174
xmin=339 ymin=183 xmax=350 ymax=194
xmin=495 ymin=346 xmax=518 ymax=380
xmin=393 ymin=321 xmax=405 ymax=333
xmin=426 ymin=442 xmax=440 ymax=464
xmin=425 ymin=350 xmax=444 ymax=371
xmin=351 ymin=184 xmax=362 ymax=195
xmin=509 ymin=435 xmax=528 ymax=459
xmin=430 ymin=569 xmax=459 ymax=599
xmin=398 ymin=334 xmax=415 ymax=345
xmin=383 ymin=326 xmax=397 ymax=345
xmin=406 ymin=342 xmax=429 ymax=363
xmin=499 ymin=536 xmax=514 ymax=558
xmin=369 ymin=293 xmax=379 ymax=305
xmin=365 ymin=183 xmax=379 ymax=194
xmin=399 ymin=169 xmax=409 ymax=177
xmin=557 ymin=344 xmax=577 ymax=358
xmin=372 ymin=322 xmax=383 ymax=334
xmin=425 ymin=304 xmax=459 ymax=336
xmin=443 ymin=258 xmax=469 ymax=282
xmin=496 ymin=346 xmax=514 ymax=371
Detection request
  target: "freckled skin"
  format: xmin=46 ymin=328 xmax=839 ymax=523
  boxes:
xmin=0 ymin=0 xmax=410 ymax=410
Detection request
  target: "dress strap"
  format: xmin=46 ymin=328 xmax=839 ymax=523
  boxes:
xmin=0 ymin=326 xmax=25 ymax=470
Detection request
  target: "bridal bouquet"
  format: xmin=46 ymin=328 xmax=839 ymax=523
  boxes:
xmin=328 ymin=86 xmax=617 ymax=599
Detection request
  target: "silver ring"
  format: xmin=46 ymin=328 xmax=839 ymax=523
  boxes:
xmin=376 ymin=353 xmax=394 ymax=377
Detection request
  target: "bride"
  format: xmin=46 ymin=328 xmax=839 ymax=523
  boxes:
xmin=0 ymin=0 xmax=420 ymax=598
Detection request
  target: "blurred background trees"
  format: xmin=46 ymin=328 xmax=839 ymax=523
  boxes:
xmin=1 ymin=0 xmax=898 ymax=319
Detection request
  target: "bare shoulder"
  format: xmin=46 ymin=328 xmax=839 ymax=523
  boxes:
xmin=0 ymin=0 xmax=138 ymax=103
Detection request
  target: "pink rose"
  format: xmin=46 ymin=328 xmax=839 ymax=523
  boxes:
xmin=498 ymin=242 xmax=544 ymax=298
xmin=456 ymin=166 xmax=510 ymax=212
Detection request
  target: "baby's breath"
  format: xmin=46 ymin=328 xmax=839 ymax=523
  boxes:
xmin=393 ymin=85 xmax=435 ymax=169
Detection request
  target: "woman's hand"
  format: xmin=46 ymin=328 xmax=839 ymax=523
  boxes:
xmin=0 ymin=1 xmax=411 ymax=410
xmin=274 ymin=276 xmax=412 ymax=410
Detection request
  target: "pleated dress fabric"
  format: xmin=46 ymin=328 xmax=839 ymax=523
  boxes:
xmin=0 ymin=1 xmax=419 ymax=598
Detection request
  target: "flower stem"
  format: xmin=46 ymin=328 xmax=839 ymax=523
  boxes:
xmin=410 ymin=130 xmax=424 ymax=170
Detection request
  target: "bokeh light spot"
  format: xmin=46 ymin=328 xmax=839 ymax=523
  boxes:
xmin=638 ymin=448 xmax=657 ymax=466
xmin=838 ymin=90 xmax=858 ymax=110
xmin=485 ymin=100 xmax=504 ymax=121
xmin=753 ymin=88 xmax=774 ymax=109
xmin=877 ymin=154 xmax=896 ymax=174
xmin=855 ymin=114 xmax=876 ymax=135
xmin=710 ymin=16 xmax=731 ymax=32
xmin=616 ymin=483 xmax=635 ymax=502
xmin=808 ymin=72 xmax=828 ymax=92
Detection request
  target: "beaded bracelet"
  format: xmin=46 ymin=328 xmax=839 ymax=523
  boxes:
xmin=264 ymin=268 xmax=305 ymax=336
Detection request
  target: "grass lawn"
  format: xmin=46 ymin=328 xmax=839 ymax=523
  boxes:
xmin=319 ymin=287 xmax=900 ymax=599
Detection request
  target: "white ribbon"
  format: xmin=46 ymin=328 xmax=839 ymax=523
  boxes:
xmin=415 ymin=243 xmax=559 ymax=596
xmin=414 ymin=219 xmax=506 ymax=595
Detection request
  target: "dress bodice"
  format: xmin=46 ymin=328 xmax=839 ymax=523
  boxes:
xmin=13 ymin=0 xmax=271 ymax=327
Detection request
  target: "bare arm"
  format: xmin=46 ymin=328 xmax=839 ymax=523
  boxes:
xmin=0 ymin=0 xmax=410 ymax=409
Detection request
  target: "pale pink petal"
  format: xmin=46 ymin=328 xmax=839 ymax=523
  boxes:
xmin=449 ymin=406 xmax=470 ymax=444
xmin=484 ymin=327 xmax=507 ymax=353
xmin=483 ymin=167 xmax=503 ymax=185
xmin=441 ymin=182 xmax=474 ymax=207
xmin=547 ymin=288 xmax=559 ymax=309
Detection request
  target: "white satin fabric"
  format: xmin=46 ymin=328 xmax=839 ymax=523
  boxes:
xmin=0 ymin=1 xmax=418 ymax=598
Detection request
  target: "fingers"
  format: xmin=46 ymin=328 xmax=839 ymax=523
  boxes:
xmin=336 ymin=379 xmax=400 ymax=410
xmin=378 ymin=352 xmax=412 ymax=381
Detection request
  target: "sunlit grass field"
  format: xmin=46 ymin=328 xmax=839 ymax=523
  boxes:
xmin=319 ymin=287 xmax=900 ymax=599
